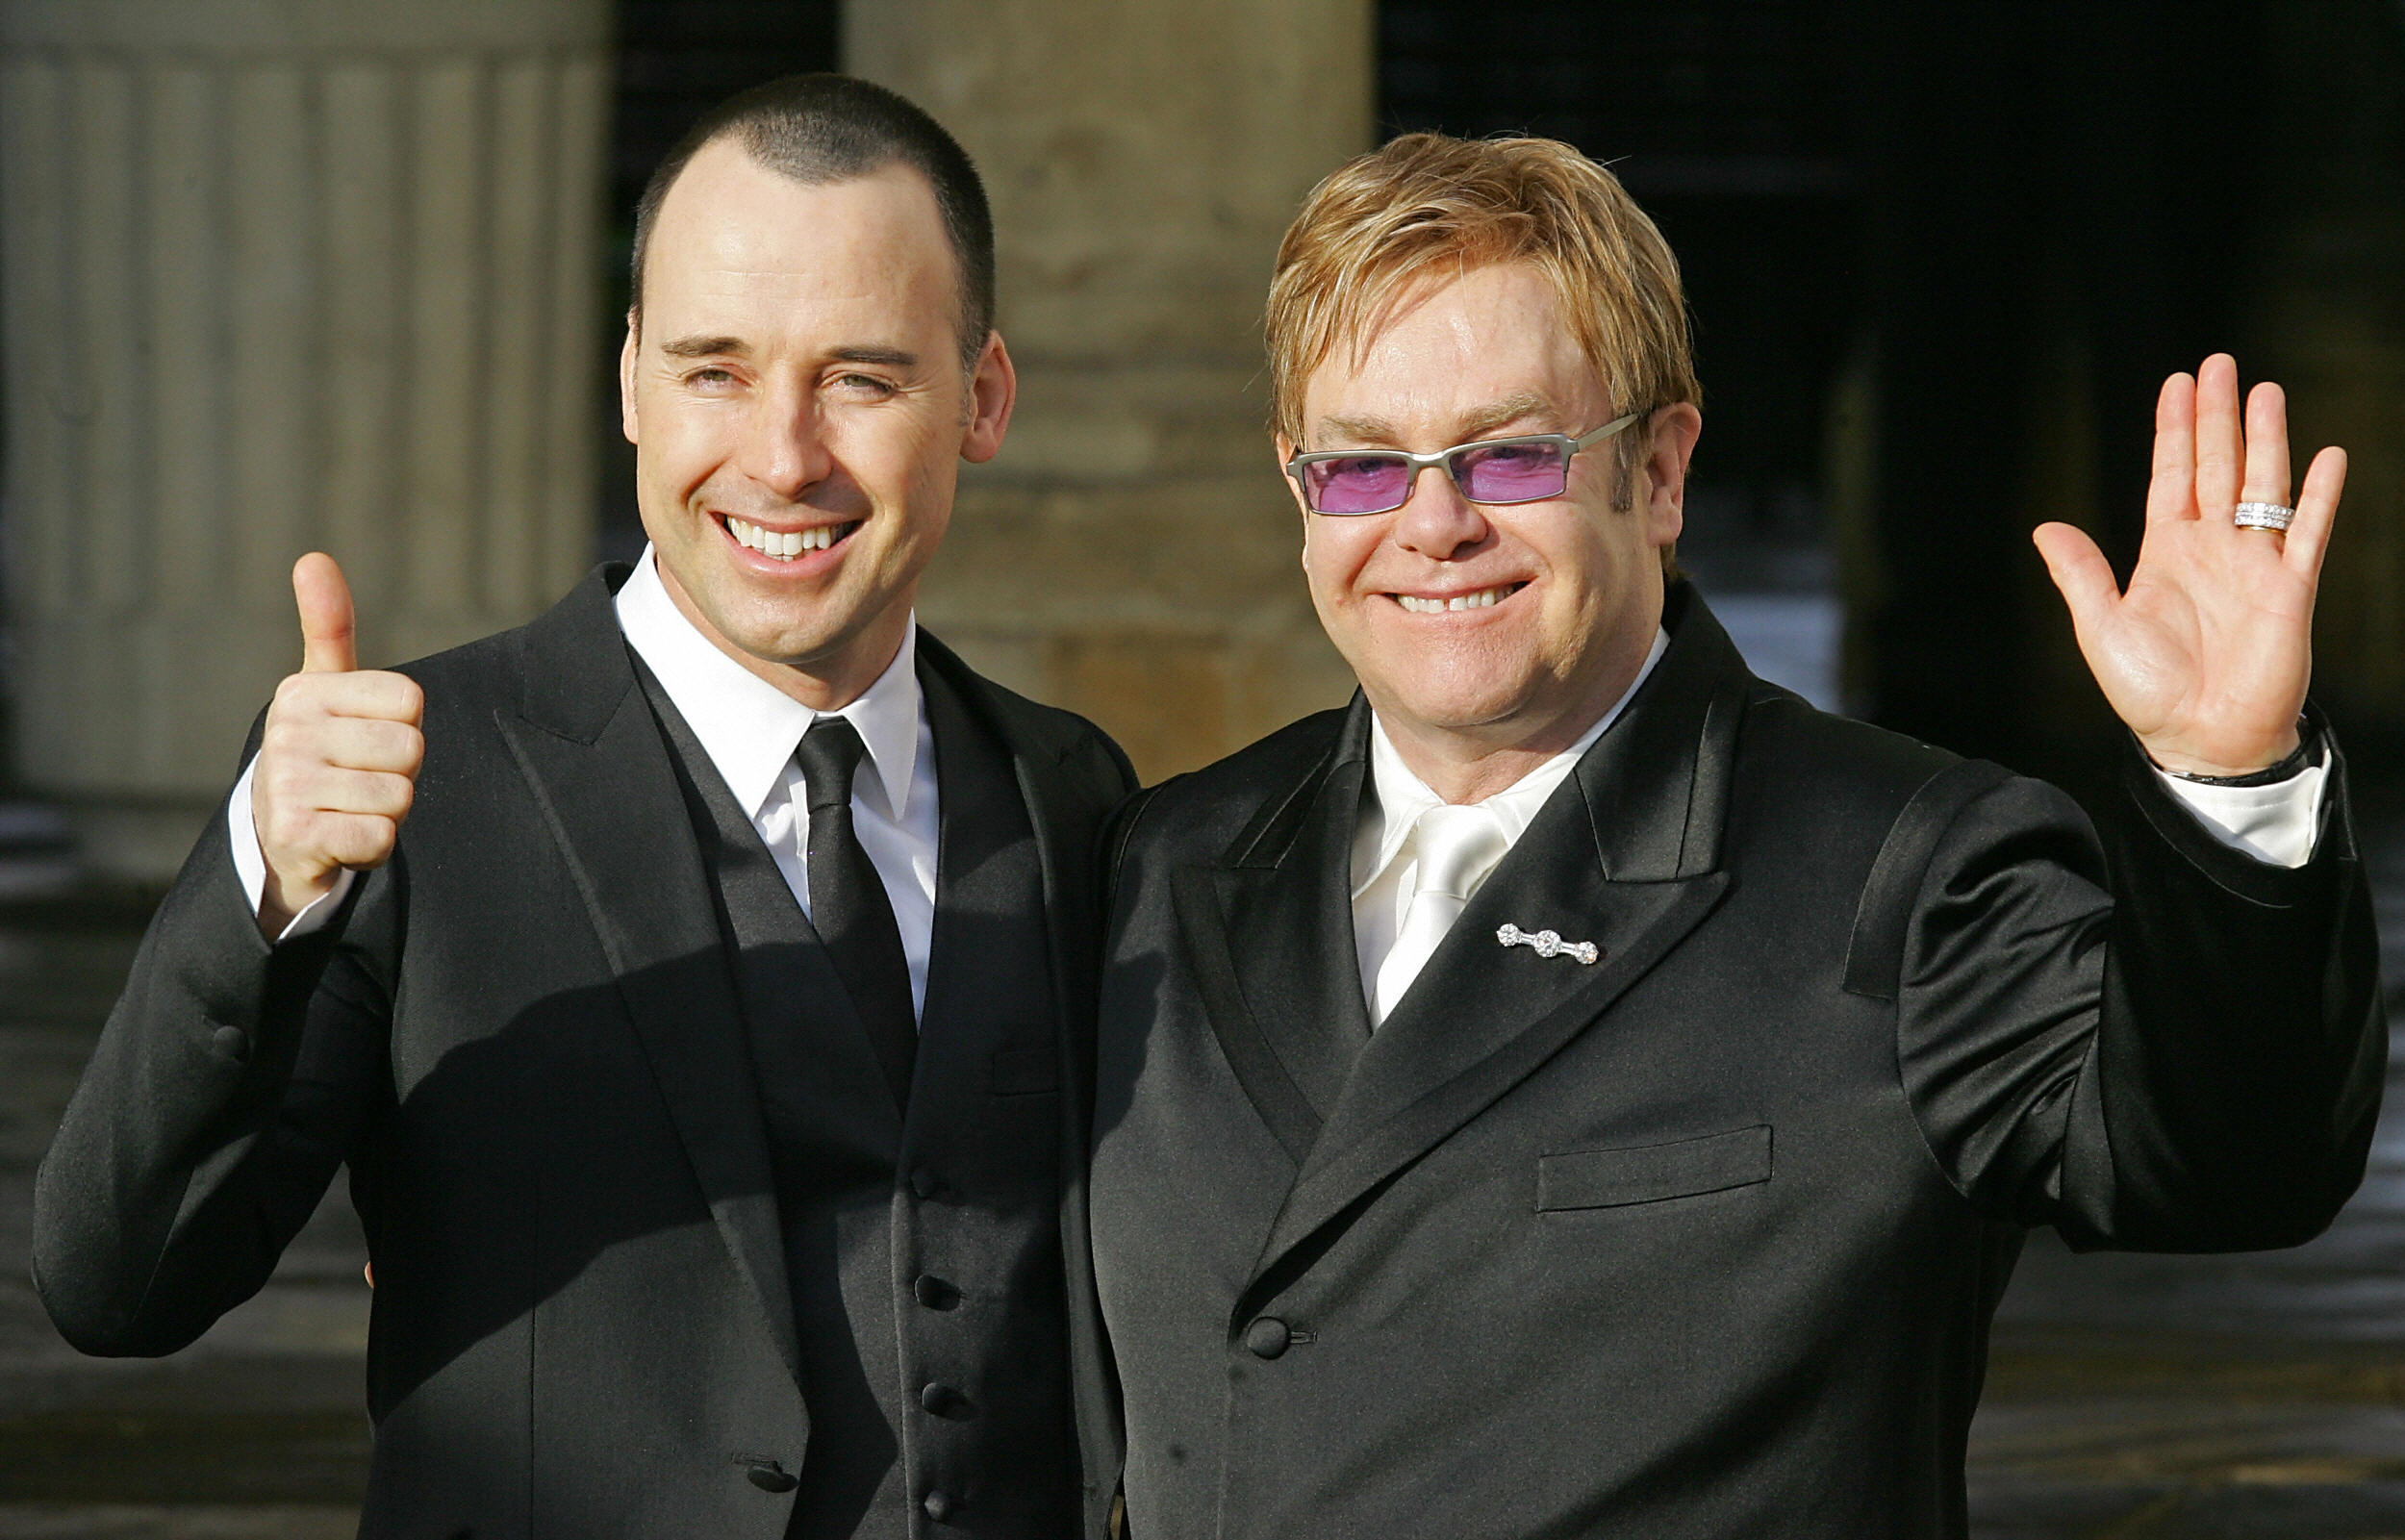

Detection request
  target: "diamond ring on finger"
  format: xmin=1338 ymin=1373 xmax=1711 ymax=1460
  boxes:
xmin=2234 ymin=500 xmax=2295 ymax=532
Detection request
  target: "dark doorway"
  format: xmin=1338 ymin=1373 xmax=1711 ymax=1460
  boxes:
xmin=1377 ymin=0 xmax=2399 ymax=792
xmin=1381 ymin=0 xmax=1865 ymax=714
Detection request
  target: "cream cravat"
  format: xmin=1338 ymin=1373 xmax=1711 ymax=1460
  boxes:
xmin=1370 ymin=803 xmax=1510 ymax=1026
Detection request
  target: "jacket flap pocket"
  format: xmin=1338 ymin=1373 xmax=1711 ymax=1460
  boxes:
xmin=991 ymin=1045 xmax=1059 ymax=1096
xmin=1537 ymin=1124 xmax=1772 ymax=1211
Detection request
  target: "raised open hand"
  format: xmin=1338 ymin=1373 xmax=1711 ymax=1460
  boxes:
xmin=2032 ymin=353 xmax=2346 ymax=777
xmin=250 ymin=553 xmax=425 ymax=937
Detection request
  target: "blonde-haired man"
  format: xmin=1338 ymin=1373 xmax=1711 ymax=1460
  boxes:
xmin=1088 ymin=133 xmax=2380 ymax=1537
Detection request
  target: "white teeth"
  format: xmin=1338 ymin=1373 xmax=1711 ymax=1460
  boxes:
xmin=726 ymin=517 xmax=853 ymax=560
xmin=1397 ymin=586 xmax=1509 ymax=614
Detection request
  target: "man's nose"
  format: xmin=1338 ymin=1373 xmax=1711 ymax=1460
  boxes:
xmin=738 ymin=380 xmax=834 ymax=499
xmin=1390 ymin=462 xmax=1490 ymax=559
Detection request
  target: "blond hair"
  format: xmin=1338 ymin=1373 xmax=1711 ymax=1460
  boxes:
xmin=1266 ymin=134 xmax=1699 ymax=510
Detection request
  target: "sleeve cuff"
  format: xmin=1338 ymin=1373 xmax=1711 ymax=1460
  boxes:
xmin=2151 ymin=757 xmax=2327 ymax=869
xmin=227 ymin=757 xmax=355 ymax=942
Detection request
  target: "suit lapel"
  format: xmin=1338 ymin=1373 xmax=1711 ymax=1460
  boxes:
xmin=909 ymin=662 xmax=1042 ymax=1120
xmin=1174 ymin=704 xmax=1377 ymax=1163
xmin=916 ymin=634 xmax=1135 ymax=1511
xmin=915 ymin=634 xmax=1112 ymax=1121
xmin=1252 ymin=587 xmax=1752 ymax=1281
xmin=494 ymin=568 xmax=801 ymax=1385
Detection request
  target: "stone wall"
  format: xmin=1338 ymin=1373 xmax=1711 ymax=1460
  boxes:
xmin=847 ymin=0 xmax=1371 ymax=780
xmin=0 ymin=0 xmax=612 ymax=878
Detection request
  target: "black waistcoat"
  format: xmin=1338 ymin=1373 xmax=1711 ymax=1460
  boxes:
xmin=637 ymin=655 xmax=1076 ymax=1540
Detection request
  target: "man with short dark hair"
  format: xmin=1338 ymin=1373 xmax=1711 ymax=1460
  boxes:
xmin=38 ymin=74 xmax=1132 ymax=1540
xmin=1090 ymin=133 xmax=2383 ymax=1538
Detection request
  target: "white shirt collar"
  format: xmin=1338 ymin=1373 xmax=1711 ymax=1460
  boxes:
xmin=614 ymin=545 xmax=924 ymax=820
xmin=1355 ymin=626 xmax=1671 ymax=898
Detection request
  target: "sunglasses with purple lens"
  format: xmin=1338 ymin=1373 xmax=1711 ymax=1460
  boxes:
xmin=1285 ymin=413 xmax=1639 ymax=517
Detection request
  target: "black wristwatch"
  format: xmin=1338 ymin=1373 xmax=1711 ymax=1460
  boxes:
xmin=2155 ymin=718 xmax=2319 ymax=787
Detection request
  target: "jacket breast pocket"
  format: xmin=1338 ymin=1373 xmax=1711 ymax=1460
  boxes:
xmin=1536 ymin=1124 xmax=1772 ymax=1212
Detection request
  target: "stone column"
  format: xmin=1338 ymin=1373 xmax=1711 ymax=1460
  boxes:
xmin=848 ymin=0 xmax=1372 ymax=780
xmin=0 ymin=0 xmax=611 ymax=880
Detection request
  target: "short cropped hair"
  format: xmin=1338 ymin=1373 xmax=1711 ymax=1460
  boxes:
xmin=1266 ymin=134 xmax=1699 ymax=499
xmin=630 ymin=73 xmax=996 ymax=369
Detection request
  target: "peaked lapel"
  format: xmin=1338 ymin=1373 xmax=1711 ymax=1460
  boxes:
xmin=1250 ymin=586 xmax=1752 ymax=1285
xmin=1172 ymin=705 xmax=1378 ymax=1164
xmin=907 ymin=660 xmax=1045 ymax=1123
xmin=915 ymin=633 xmax=1136 ymax=1518
xmin=494 ymin=567 xmax=801 ymax=1386
xmin=915 ymin=633 xmax=1119 ymax=1111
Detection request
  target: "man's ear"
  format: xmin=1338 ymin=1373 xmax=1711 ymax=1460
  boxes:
xmin=1639 ymin=402 xmax=1702 ymax=547
xmin=1275 ymin=434 xmax=1317 ymax=572
xmin=960 ymin=331 xmax=1017 ymax=464
xmin=1274 ymin=434 xmax=1311 ymax=519
xmin=619 ymin=315 xmax=641 ymax=445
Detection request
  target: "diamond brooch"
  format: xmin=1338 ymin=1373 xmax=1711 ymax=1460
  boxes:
xmin=1496 ymin=922 xmax=1600 ymax=965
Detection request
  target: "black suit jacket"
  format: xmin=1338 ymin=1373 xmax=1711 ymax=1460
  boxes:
xmin=34 ymin=566 xmax=1136 ymax=1540
xmin=1089 ymin=585 xmax=2384 ymax=1539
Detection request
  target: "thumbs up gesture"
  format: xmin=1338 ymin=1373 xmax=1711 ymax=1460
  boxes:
xmin=250 ymin=554 xmax=425 ymax=937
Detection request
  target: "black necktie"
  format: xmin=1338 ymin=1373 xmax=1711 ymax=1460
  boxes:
xmin=795 ymin=717 xmax=918 ymax=1111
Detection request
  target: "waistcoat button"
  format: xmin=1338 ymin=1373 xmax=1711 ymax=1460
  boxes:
xmin=910 ymin=1167 xmax=943 ymax=1199
xmin=913 ymin=1273 xmax=960 ymax=1310
xmin=745 ymin=1460 xmax=799 ymax=1494
xmin=921 ymin=1381 xmax=969 ymax=1418
xmin=923 ymin=1490 xmax=956 ymax=1523
xmin=1243 ymin=1317 xmax=1291 ymax=1359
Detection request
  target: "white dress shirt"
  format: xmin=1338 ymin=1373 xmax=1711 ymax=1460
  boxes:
xmin=232 ymin=545 xmax=946 ymax=1020
xmin=1350 ymin=628 xmax=2330 ymax=1022
xmin=1350 ymin=630 xmax=1667 ymax=1023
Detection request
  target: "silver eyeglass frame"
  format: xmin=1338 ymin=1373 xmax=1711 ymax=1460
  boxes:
xmin=1283 ymin=412 xmax=1640 ymax=516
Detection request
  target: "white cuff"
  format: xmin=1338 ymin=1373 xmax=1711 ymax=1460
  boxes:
xmin=2153 ymin=759 xmax=2327 ymax=869
xmin=229 ymin=756 xmax=355 ymax=942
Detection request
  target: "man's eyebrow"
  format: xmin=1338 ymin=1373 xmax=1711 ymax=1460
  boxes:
xmin=1311 ymin=391 xmax=1560 ymax=448
xmin=1456 ymin=391 xmax=1561 ymax=441
xmin=655 ymin=339 xmax=923 ymax=368
xmin=1312 ymin=412 xmax=1402 ymax=447
xmin=659 ymin=335 xmax=748 ymax=360
xmin=828 ymin=344 xmax=919 ymax=368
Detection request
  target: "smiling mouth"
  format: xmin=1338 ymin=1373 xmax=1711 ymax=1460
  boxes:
xmin=1391 ymin=582 xmax=1525 ymax=614
xmin=724 ymin=515 xmax=861 ymax=561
